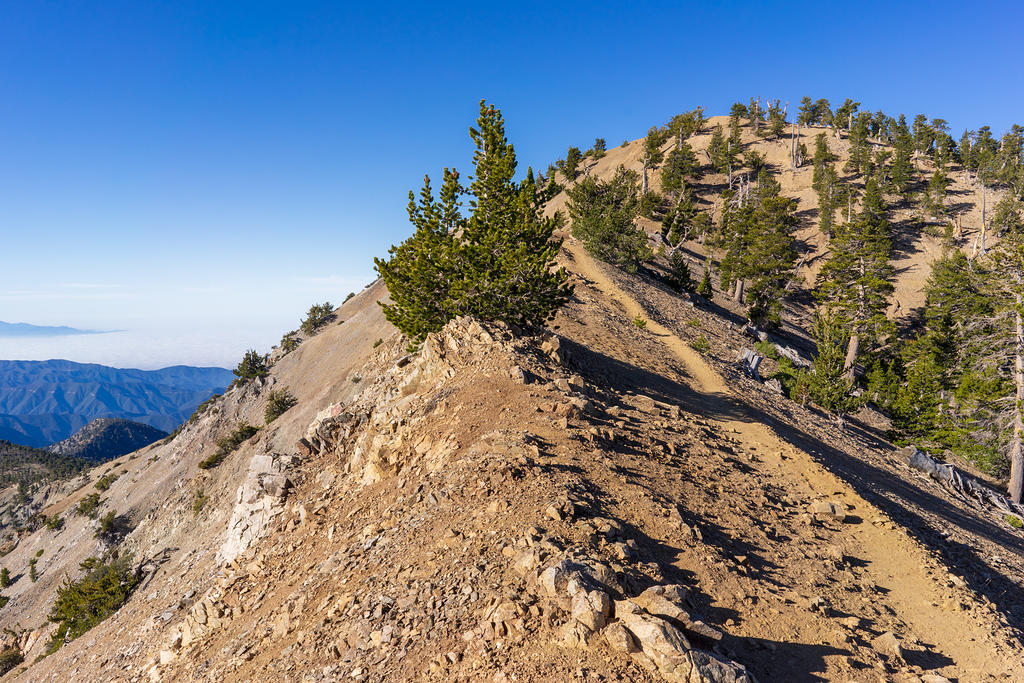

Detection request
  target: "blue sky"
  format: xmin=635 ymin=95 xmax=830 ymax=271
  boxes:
xmin=2 ymin=0 xmax=1022 ymax=368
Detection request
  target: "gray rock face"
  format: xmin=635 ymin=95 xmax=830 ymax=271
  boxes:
xmin=217 ymin=452 xmax=299 ymax=565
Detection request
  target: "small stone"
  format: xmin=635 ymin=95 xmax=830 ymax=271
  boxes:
xmin=870 ymin=631 xmax=904 ymax=660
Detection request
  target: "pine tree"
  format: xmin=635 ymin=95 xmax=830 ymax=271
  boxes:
xmin=592 ymin=138 xmax=607 ymax=159
xmin=0 ymin=568 xmax=9 ymax=588
xmin=983 ymin=227 xmax=1024 ymax=501
xmin=833 ymin=98 xmax=860 ymax=132
xmin=912 ymin=114 xmax=935 ymax=159
xmin=454 ymin=103 xmax=573 ymax=327
xmin=797 ymin=96 xmax=815 ymax=126
xmin=708 ymin=125 xmax=736 ymax=182
xmin=728 ymin=104 xmax=744 ymax=148
xmin=696 ymin=266 xmax=713 ymax=298
xmin=767 ymin=99 xmax=786 ymax=138
xmin=814 ymin=99 xmax=834 ymax=127
xmin=660 ymin=141 xmax=699 ymax=194
xmin=567 ymin=165 xmax=651 ymax=273
xmin=891 ymin=115 xmax=914 ymax=197
xmin=845 ymin=113 xmax=871 ymax=175
xmin=816 ymin=163 xmax=841 ymax=239
xmin=924 ymin=169 xmax=948 ymax=218
xmin=375 ymin=170 xmax=461 ymax=343
xmin=376 ymin=102 xmax=572 ymax=343
xmin=816 ymin=178 xmax=895 ymax=378
xmin=992 ymin=194 xmax=1024 ymax=235
xmin=719 ymin=170 xmax=799 ymax=324
xmin=561 ymin=146 xmax=583 ymax=181
xmin=641 ymin=126 xmax=667 ymax=194
xmin=811 ymin=133 xmax=835 ymax=191
xmin=808 ymin=307 xmax=856 ymax=414
xmin=667 ymin=249 xmax=695 ymax=293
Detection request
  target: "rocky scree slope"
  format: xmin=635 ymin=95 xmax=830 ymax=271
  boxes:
xmin=2 ymin=241 xmax=1022 ymax=682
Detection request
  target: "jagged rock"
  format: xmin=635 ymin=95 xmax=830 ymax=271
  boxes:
xmin=613 ymin=600 xmax=693 ymax=680
xmin=603 ymin=621 xmax=639 ymax=653
xmin=688 ymin=649 xmax=755 ymax=682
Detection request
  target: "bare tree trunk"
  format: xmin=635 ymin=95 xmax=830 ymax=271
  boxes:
xmin=843 ymin=333 xmax=860 ymax=379
xmin=733 ymin=279 xmax=745 ymax=303
xmin=1012 ymin=286 xmax=1024 ymax=504
xmin=790 ymin=126 xmax=796 ymax=169
xmin=642 ymin=163 xmax=648 ymax=196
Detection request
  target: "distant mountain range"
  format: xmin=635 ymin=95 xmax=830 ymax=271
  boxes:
xmin=0 ymin=360 xmax=233 ymax=447
xmin=0 ymin=321 xmax=107 ymax=337
xmin=47 ymin=417 xmax=167 ymax=462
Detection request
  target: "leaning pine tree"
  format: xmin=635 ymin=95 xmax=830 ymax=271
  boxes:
xmin=375 ymin=101 xmax=572 ymax=345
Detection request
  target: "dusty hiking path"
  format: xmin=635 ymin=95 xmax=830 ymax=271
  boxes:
xmin=562 ymin=234 xmax=1024 ymax=680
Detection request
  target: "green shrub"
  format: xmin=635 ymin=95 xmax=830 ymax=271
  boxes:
xmin=1006 ymin=514 xmax=1023 ymax=529
xmin=691 ymin=336 xmax=710 ymax=353
xmin=344 ymin=292 xmax=355 ymax=303
xmin=372 ymin=338 xmax=383 ymax=348
xmin=0 ymin=646 xmax=20 ymax=675
xmin=279 ymin=331 xmax=299 ymax=354
xmin=198 ymin=422 xmax=259 ymax=470
xmin=75 ymin=493 xmax=104 ymax=519
xmin=264 ymin=388 xmax=297 ymax=424
xmin=300 ymin=302 xmax=334 ymax=335
xmin=233 ymin=351 xmax=268 ymax=383
xmin=45 ymin=515 xmax=63 ymax=531
xmin=0 ymin=568 xmax=9 ymax=588
xmin=0 ymin=596 xmax=9 ymax=610
xmin=633 ymin=316 xmax=647 ymax=329
xmin=192 ymin=488 xmax=208 ymax=516
xmin=95 ymin=510 xmax=116 ymax=540
xmin=94 ymin=472 xmax=119 ymax=491
xmin=47 ymin=555 xmax=138 ymax=654
xmin=686 ymin=318 xmax=701 ymax=328
xmin=28 ymin=559 xmax=37 ymax=583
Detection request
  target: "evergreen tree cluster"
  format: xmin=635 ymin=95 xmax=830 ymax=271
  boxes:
xmin=375 ymin=101 xmax=572 ymax=345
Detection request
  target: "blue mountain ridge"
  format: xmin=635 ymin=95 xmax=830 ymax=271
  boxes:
xmin=0 ymin=359 xmax=233 ymax=447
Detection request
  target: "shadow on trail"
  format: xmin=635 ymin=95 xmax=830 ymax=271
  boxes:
xmin=562 ymin=334 xmax=1024 ymax=640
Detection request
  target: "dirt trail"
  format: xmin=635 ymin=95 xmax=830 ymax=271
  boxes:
xmin=563 ymin=236 xmax=1023 ymax=680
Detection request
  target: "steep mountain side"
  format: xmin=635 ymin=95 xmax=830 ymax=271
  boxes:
xmin=47 ymin=419 xmax=168 ymax=463
xmin=2 ymin=222 xmax=1021 ymax=682
xmin=0 ymin=361 xmax=233 ymax=446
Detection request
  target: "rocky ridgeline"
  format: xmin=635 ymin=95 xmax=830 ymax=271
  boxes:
xmin=142 ymin=317 xmax=753 ymax=682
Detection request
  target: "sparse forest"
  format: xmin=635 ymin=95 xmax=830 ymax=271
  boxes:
xmin=561 ymin=97 xmax=1024 ymax=502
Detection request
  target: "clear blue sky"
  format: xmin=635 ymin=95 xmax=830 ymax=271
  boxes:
xmin=2 ymin=0 xmax=1021 ymax=368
